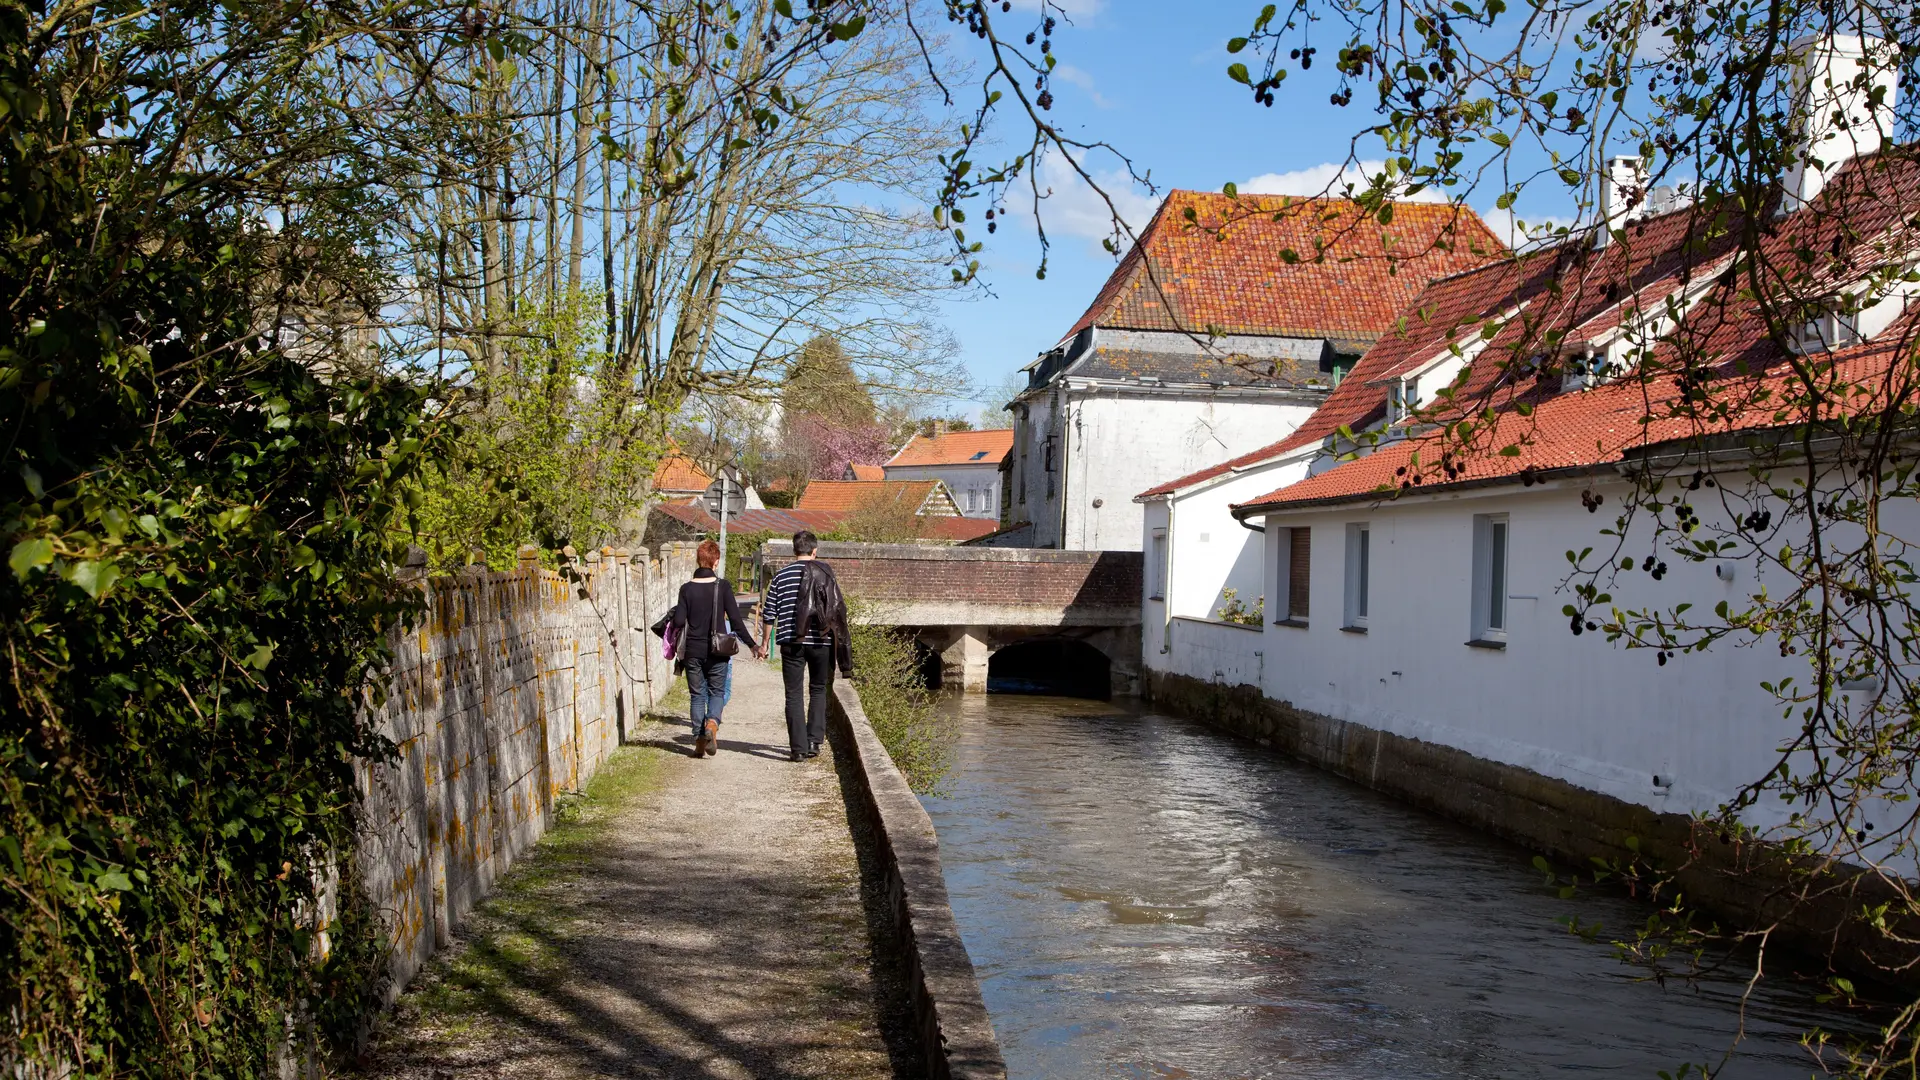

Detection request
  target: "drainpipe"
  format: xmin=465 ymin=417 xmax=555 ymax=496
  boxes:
xmin=1059 ymin=392 xmax=1074 ymax=547
xmin=1160 ymin=496 xmax=1175 ymax=654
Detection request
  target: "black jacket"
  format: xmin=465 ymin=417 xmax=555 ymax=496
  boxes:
xmin=791 ymin=560 xmax=853 ymax=676
xmin=669 ymin=571 xmax=756 ymax=661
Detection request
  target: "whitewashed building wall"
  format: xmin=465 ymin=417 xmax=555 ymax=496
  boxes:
xmin=1018 ymin=390 xmax=1316 ymax=551
xmin=1247 ymin=475 xmax=1900 ymax=827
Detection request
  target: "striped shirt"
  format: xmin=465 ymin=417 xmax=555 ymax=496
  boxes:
xmin=763 ymin=561 xmax=832 ymax=646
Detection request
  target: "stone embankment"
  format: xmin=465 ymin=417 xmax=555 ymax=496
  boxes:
xmin=360 ymin=543 xmax=692 ymax=1000
xmin=362 ymin=623 xmax=1007 ymax=1078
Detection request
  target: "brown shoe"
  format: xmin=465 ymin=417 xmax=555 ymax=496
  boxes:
xmin=702 ymin=719 xmax=719 ymax=756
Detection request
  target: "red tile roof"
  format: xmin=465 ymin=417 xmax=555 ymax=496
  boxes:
xmin=1063 ymin=191 xmax=1506 ymax=346
xmin=795 ymin=479 xmax=954 ymax=515
xmin=652 ymin=495 xmax=998 ymax=542
xmin=652 ymin=450 xmax=712 ymax=494
xmin=1231 ymin=153 xmax=1920 ymax=516
xmin=649 ymin=503 xmax=843 ymax=535
xmin=885 ymin=429 xmax=1015 ymax=468
xmin=918 ymin=516 xmax=1004 ymax=542
xmin=846 ymin=463 xmax=886 ymax=481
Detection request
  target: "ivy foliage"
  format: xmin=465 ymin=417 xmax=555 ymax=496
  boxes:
xmin=412 ymin=292 xmax=662 ymax=571
xmin=0 ymin=0 xmax=439 ymax=1072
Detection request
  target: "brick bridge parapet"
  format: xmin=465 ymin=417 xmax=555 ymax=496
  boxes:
xmin=760 ymin=540 xmax=1143 ymax=694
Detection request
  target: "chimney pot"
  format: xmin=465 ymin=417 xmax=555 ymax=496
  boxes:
xmin=1596 ymin=156 xmax=1649 ymax=248
xmin=1782 ymin=34 xmax=1898 ymax=214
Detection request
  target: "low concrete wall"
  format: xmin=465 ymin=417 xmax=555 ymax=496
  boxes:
xmin=1145 ymin=668 xmax=1916 ymax=987
xmin=359 ymin=543 xmax=694 ymax=1001
xmin=828 ymin=682 xmax=1007 ymax=1080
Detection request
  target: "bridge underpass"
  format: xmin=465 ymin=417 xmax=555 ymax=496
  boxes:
xmin=759 ymin=541 xmax=1143 ymax=696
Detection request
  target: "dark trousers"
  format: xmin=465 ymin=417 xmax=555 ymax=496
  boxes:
xmin=781 ymin=642 xmax=833 ymax=753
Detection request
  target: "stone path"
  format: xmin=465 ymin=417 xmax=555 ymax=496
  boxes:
xmin=364 ymin=654 xmax=910 ymax=1080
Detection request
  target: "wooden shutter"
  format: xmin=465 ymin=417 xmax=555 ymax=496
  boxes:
xmin=1287 ymin=528 xmax=1311 ymax=619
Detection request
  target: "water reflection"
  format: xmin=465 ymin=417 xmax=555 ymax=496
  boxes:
xmin=920 ymin=694 xmax=1857 ymax=1080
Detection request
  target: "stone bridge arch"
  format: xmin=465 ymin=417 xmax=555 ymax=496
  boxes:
xmin=760 ymin=541 xmax=1143 ymax=696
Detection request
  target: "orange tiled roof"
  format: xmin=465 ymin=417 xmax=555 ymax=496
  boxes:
xmin=795 ymin=479 xmax=950 ymax=514
xmin=1064 ymin=191 xmax=1506 ymax=346
xmin=885 ymin=430 xmax=1014 ymax=468
xmin=846 ymin=463 xmax=886 ymax=481
xmin=1231 ymin=152 xmax=1920 ymax=515
xmin=918 ymin=516 xmax=1003 ymax=542
xmin=652 ymin=451 xmax=712 ymax=494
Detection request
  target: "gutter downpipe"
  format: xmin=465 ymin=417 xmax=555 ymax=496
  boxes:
xmin=1161 ymin=494 xmax=1175 ymax=654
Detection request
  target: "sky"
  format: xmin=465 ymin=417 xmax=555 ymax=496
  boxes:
xmin=938 ymin=0 xmax=1577 ymax=423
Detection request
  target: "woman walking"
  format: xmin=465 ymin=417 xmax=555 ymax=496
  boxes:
xmin=672 ymin=540 xmax=761 ymax=757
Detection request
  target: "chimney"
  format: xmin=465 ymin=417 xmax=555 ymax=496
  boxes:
xmin=932 ymin=419 xmax=948 ymax=438
xmin=1595 ymin=156 xmax=1648 ymax=248
xmin=1781 ymin=34 xmax=1898 ymax=214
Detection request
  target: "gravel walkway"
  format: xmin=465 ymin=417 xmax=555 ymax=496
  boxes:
xmin=364 ymin=654 xmax=909 ymax=1080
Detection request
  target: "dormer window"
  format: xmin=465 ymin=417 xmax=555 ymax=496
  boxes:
xmin=1387 ymin=379 xmax=1421 ymax=423
xmin=1788 ymin=278 xmax=1919 ymax=355
xmin=1561 ymin=350 xmax=1613 ymax=393
xmin=1791 ymin=311 xmax=1862 ymax=355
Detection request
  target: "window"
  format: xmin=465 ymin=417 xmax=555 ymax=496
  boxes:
xmin=1275 ymin=526 xmax=1310 ymax=625
xmin=1471 ymin=514 xmax=1510 ymax=646
xmin=1149 ymin=529 xmax=1168 ymax=601
xmin=1343 ymin=523 xmax=1370 ymax=630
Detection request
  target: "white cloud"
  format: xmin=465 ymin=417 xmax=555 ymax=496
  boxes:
xmin=1003 ymin=151 xmax=1161 ymax=255
xmin=1239 ymin=160 xmax=1449 ymax=203
xmin=1049 ymin=64 xmax=1111 ymax=109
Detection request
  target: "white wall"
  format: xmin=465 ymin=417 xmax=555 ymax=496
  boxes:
xmin=1250 ymin=477 xmax=1890 ymax=827
xmin=884 ymin=462 xmax=1002 ymax=519
xmin=1007 ymin=386 xmax=1063 ymax=545
xmin=1060 ymin=390 xmax=1318 ymax=551
xmin=1162 ymin=456 xmax=1312 ymax=621
xmin=1156 ymin=617 xmax=1267 ymax=686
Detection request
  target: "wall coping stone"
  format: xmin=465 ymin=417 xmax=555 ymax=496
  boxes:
xmin=767 ymin=539 xmax=1141 ymax=566
xmin=828 ymin=682 xmax=1007 ymax=1080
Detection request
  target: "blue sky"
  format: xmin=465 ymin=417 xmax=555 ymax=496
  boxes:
xmin=941 ymin=0 xmax=1574 ymax=422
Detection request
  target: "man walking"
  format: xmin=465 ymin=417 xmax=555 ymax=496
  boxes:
xmin=761 ymin=531 xmax=853 ymax=762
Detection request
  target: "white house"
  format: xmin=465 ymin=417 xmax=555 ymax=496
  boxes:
xmin=881 ymin=428 xmax=1014 ymax=520
xmin=1145 ymin=34 xmax=1920 ymax=840
xmin=1004 ymin=190 xmax=1504 ymax=551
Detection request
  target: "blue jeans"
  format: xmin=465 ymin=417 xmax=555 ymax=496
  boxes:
xmin=687 ymin=656 xmax=731 ymax=736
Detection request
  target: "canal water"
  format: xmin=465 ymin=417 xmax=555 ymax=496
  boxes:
xmin=921 ymin=693 xmax=1854 ymax=1080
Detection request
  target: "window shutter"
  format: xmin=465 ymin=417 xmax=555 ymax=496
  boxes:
xmin=1288 ymin=528 xmax=1311 ymax=618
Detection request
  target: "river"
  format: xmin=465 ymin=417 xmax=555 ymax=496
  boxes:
xmin=920 ymin=693 xmax=1855 ymax=1080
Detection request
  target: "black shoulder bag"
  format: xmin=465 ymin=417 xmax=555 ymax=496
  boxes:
xmin=708 ymin=580 xmax=740 ymax=659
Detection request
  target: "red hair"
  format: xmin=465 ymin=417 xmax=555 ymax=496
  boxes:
xmin=696 ymin=539 xmax=721 ymax=568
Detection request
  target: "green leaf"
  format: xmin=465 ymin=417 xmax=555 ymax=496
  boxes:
xmin=98 ymin=872 xmax=133 ymax=892
xmin=1228 ymin=62 xmax=1251 ymax=85
xmin=1222 ymin=181 xmax=1239 ymax=197
xmin=1488 ymin=132 xmax=1511 ymax=149
xmin=243 ymin=643 xmax=276 ymax=670
xmin=1227 ymin=36 xmax=1248 ymax=53
xmin=67 ymin=559 xmax=121 ymax=599
xmin=830 ymin=15 xmax=866 ymax=41
xmin=9 ymin=537 xmax=53 ymax=580
xmin=19 ymin=464 xmax=43 ymax=499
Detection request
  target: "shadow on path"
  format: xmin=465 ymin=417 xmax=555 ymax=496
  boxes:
xmin=362 ymin=658 xmax=901 ymax=1080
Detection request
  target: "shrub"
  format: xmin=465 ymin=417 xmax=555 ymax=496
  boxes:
xmin=845 ymin=598 xmax=954 ymax=793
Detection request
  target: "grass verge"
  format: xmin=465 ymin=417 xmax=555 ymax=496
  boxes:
xmin=379 ymin=738 xmax=667 ymax=1039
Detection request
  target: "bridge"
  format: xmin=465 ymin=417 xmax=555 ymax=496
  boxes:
xmin=759 ymin=540 xmax=1143 ymax=696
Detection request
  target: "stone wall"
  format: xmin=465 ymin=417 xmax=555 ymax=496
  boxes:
xmin=828 ymin=682 xmax=1007 ymax=1080
xmin=1145 ymin=668 xmax=1920 ymax=988
xmin=358 ymin=543 xmax=695 ymax=999
xmin=762 ymin=541 xmax=1142 ymax=624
